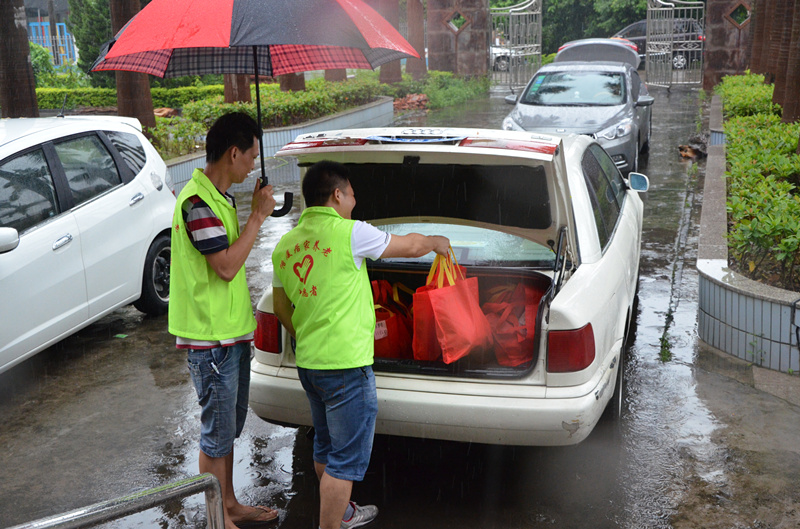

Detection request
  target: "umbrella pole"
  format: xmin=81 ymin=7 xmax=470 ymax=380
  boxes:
xmin=253 ymin=45 xmax=293 ymax=217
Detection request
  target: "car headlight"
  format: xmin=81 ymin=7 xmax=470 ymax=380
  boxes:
xmin=597 ymin=118 xmax=633 ymax=141
xmin=502 ymin=116 xmax=523 ymax=131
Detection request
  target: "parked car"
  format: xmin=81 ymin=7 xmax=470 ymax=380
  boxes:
xmin=502 ymin=38 xmax=653 ymax=174
xmin=612 ymin=18 xmax=705 ymax=69
xmin=0 ymin=116 xmax=175 ymax=374
xmin=249 ymin=126 xmax=649 ymax=446
xmin=491 ymin=45 xmax=512 ymax=71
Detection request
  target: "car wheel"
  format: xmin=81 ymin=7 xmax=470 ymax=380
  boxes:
xmin=134 ymin=234 xmax=170 ymax=316
xmin=495 ymin=57 xmax=510 ymax=72
xmin=672 ymin=53 xmax=687 ymax=69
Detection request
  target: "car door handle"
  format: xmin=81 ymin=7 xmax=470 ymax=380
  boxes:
xmin=129 ymin=192 xmax=145 ymax=206
xmin=52 ymin=234 xmax=73 ymax=250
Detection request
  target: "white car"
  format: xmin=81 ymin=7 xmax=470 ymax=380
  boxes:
xmin=249 ymin=127 xmax=648 ymax=446
xmin=0 ymin=116 xmax=175 ymax=374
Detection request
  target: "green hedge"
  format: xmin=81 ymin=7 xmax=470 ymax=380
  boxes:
xmin=720 ymin=75 xmax=800 ymax=290
xmin=714 ymin=72 xmax=781 ymax=118
xmin=36 ymin=85 xmax=226 ymax=109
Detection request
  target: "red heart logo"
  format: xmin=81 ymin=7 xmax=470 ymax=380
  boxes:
xmin=293 ymin=254 xmax=314 ymax=284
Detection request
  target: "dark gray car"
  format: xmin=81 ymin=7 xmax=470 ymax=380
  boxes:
xmin=502 ymin=39 xmax=654 ymax=174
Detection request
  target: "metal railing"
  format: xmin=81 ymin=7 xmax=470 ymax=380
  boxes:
xmin=6 ymin=474 xmax=224 ymax=529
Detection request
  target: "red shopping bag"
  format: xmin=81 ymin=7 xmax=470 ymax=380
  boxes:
xmin=412 ymin=250 xmax=494 ymax=364
xmin=372 ymin=280 xmax=413 ymax=359
xmin=482 ymin=283 xmax=538 ymax=366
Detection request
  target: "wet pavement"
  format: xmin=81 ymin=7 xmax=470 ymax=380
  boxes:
xmin=1 ymin=86 xmax=799 ymax=529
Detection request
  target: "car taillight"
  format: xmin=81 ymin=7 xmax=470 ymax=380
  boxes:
xmin=547 ymin=323 xmax=595 ymax=372
xmin=254 ymin=310 xmax=282 ymax=353
xmin=698 ymin=35 xmax=706 ymax=41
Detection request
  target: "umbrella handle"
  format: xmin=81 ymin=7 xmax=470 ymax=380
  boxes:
xmin=271 ymin=192 xmax=294 ymax=217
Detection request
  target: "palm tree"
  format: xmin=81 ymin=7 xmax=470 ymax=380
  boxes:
xmin=0 ymin=0 xmax=39 ymax=117
xmin=772 ymin=0 xmax=795 ymax=107
xmin=110 ymin=0 xmax=155 ymax=128
xmin=782 ymin=0 xmax=800 ymax=131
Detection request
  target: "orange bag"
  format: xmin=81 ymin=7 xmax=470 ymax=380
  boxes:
xmin=482 ymin=283 xmax=538 ymax=366
xmin=372 ymin=280 xmax=413 ymax=359
xmin=412 ymin=249 xmax=494 ymax=364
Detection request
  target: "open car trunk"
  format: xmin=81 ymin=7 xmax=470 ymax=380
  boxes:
xmin=366 ymin=262 xmax=553 ymax=378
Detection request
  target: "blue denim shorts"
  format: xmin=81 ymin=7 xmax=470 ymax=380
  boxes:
xmin=297 ymin=366 xmax=378 ymax=482
xmin=187 ymin=342 xmax=251 ymax=458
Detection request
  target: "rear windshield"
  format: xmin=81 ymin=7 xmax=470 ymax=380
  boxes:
xmin=375 ymin=222 xmax=556 ymax=267
xmin=521 ymin=71 xmax=626 ymax=106
xmin=348 ymin=163 xmax=552 ymax=230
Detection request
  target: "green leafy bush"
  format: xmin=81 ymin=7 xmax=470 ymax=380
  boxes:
xmin=723 ymin=95 xmax=800 ymax=290
xmin=715 ymin=72 xmax=781 ymax=118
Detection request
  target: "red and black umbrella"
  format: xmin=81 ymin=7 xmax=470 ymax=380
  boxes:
xmin=91 ymin=0 xmax=419 ymax=216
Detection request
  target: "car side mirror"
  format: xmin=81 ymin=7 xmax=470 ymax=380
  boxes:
xmin=637 ymin=94 xmax=655 ymax=107
xmin=0 ymin=227 xmax=20 ymax=253
xmin=505 ymin=94 xmax=518 ymax=105
xmin=628 ymin=172 xmax=650 ymax=192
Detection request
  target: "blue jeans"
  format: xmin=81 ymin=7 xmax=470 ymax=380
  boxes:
xmin=187 ymin=342 xmax=251 ymax=458
xmin=298 ymin=366 xmax=378 ymax=481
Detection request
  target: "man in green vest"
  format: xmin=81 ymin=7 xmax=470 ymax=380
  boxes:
xmin=271 ymin=160 xmax=449 ymax=529
xmin=169 ymin=112 xmax=278 ymax=529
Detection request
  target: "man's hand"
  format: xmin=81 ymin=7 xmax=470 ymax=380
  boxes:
xmin=252 ymin=180 xmax=277 ymax=220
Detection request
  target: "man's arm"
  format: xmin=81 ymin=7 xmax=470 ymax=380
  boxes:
xmin=272 ymin=287 xmax=296 ymax=338
xmin=205 ymin=183 xmax=276 ymax=282
xmin=379 ymin=233 xmax=450 ymax=259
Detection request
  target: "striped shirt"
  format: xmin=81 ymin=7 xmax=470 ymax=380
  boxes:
xmin=176 ymin=192 xmax=253 ymax=350
xmin=182 ymin=193 xmax=234 ymax=255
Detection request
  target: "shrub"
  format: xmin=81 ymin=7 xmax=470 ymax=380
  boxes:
xmin=723 ymin=99 xmax=800 ymax=290
xmin=715 ymin=71 xmax=781 ymax=118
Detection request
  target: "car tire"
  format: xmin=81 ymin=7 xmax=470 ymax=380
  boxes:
xmin=495 ymin=57 xmax=510 ymax=72
xmin=672 ymin=53 xmax=687 ymax=69
xmin=134 ymin=234 xmax=170 ymax=316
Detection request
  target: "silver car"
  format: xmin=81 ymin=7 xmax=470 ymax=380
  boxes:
xmin=502 ymin=38 xmax=654 ymax=174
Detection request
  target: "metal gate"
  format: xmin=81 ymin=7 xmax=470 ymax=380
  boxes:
xmin=490 ymin=0 xmax=542 ymax=91
xmin=646 ymin=0 xmax=705 ymax=87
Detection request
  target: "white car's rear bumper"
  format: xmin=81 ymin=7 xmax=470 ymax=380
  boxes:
xmin=249 ymin=357 xmax=617 ymax=447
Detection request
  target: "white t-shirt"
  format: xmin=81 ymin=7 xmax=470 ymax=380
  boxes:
xmin=272 ymin=221 xmax=391 ymax=288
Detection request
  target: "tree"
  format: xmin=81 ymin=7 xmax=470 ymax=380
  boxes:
xmin=68 ymin=0 xmax=115 ymax=88
xmin=110 ymin=0 xmax=155 ymax=128
xmin=772 ymin=0 xmax=795 ymax=107
xmin=749 ymin=0 xmax=767 ymax=73
xmin=224 ymin=75 xmax=252 ymax=103
xmin=0 ymin=0 xmax=39 ymax=117
xmin=781 ymin=0 xmax=800 ymax=126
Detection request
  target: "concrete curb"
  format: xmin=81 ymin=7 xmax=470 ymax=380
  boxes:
xmin=696 ymin=94 xmax=800 ymax=406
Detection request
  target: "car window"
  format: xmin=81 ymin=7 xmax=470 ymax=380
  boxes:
xmin=348 ymin=163 xmax=552 ymax=231
xmin=521 ymin=71 xmax=626 ymax=106
xmin=105 ymin=130 xmax=146 ymax=175
xmin=623 ymin=22 xmax=646 ymax=38
xmin=54 ymin=134 xmax=122 ymax=205
xmin=590 ymin=143 xmax=627 ymax=206
xmin=376 ymin=223 xmax=556 ymax=267
xmin=581 ymin=146 xmax=621 ymax=249
xmin=0 ymin=149 xmax=59 ymax=234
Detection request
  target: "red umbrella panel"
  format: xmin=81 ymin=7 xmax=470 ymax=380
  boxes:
xmin=91 ymin=0 xmax=419 ymax=216
xmin=91 ymin=0 xmax=419 ymax=78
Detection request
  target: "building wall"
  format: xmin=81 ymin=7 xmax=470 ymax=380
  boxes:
xmin=703 ymin=0 xmax=752 ymax=89
xmin=427 ymin=0 xmax=490 ymax=76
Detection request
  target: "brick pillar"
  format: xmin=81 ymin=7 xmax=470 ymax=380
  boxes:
xmin=702 ymin=0 xmax=753 ymax=90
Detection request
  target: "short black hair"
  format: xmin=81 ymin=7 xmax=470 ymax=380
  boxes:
xmin=302 ymin=160 xmax=351 ymax=207
xmin=205 ymin=112 xmax=261 ymax=164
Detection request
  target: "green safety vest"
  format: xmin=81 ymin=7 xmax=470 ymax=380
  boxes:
xmin=272 ymin=207 xmax=374 ymax=369
xmin=168 ymin=169 xmax=256 ymax=340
